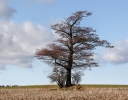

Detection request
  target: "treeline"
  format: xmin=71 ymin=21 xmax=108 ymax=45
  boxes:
xmin=0 ymin=85 xmax=18 ymax=87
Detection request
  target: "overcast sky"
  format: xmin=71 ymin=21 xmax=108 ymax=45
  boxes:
xmin=0 ymin=0 xmax=128 ymax=86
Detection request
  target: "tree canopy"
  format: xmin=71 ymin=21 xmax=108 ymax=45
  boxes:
xmin=35 ymin=10 xmax=113 ymax=87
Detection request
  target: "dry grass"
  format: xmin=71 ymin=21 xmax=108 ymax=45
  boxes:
xmin=0 ymin=88 xmax=128 ymax=100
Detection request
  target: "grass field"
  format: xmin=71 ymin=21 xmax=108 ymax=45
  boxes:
xmin=1 ymin=84 xmax=128 ymax=89
xmin=0 ymin=84 xmax=128 ymax=99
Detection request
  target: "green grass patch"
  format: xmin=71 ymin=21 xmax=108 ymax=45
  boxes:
xmin=81 ymin=84 xmax=128 ymax=88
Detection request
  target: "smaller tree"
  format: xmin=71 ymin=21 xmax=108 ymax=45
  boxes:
xmin=48 ymin=66 xmax=84 ymax=88
xmin=48 ymin=66 xmax=66 ymax=88
xmin=72 ymin=71 xmax=84 ymax=85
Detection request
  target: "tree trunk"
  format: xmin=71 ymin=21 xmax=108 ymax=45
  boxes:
xmin=66 ymin=68 xmax=71 ymax=87
xmin=66 ymin=31 xmax=73 ymax=87
xmin=58 ymin=83 xmax=63 ymax=89
xmin=66 ymin=51 xmax=73 ymax=87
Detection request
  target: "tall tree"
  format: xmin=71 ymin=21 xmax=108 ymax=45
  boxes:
xmin=35 ymin=11 xmax=113 ymax=87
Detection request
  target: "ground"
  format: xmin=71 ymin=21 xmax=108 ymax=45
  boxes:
xmin=0 ymin=85 xmax=128 ymax=100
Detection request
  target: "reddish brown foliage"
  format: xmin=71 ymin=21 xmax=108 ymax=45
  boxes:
xmin=35 ymin=10 xmax=113 ymax=87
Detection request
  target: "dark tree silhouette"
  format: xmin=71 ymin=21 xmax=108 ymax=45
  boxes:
xmin=72 ymin=71 xmax=84 ymax=84
xmin=35 ymin=10 xmax=113 ymax=87
xmin=48 ymin=66 xmax=83 ymax=88
xmin=48 ymin=66 xmax=66 ymax=88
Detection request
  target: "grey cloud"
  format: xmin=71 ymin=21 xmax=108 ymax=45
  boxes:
xmin=0 ymin=20 xmax=55 ymax=69
xmin=103 ymin=39 xmax=128 ymax=64
xmin=0 ymin=0 xmax=16 ymax=19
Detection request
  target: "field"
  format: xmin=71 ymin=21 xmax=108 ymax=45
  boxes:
xmin=0 ymin=85 xmax=128 ymax=100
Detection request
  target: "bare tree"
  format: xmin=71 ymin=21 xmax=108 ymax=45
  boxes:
xmin=48 ymin=67 xmax=83 ymax=88
xmin=35 ymin=10 xmax=113 ymax=87
xmin=48 ymin=66 xmax=66 ymax=88
xmin=72 ymin=71 xmax=84 ymax=84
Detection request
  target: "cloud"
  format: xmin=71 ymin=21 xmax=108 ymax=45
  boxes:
xmin=103 ymin=39 xmax=128 ymax=64
xmin=0 ymin=20 xmax=55 ymax=69
xmin=0 ymin=0 xmax=16 ymax=19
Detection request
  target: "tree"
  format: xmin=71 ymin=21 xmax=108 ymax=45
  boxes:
xmin=72 ymin=71 xmax=84 ymax=84
xmin=48 ymin=66 xmax=66 ymax=88
xmin=35 ymin=10 xmax=113 ymax=87
xmin=48 ymin=66 xmax=83 ymax=88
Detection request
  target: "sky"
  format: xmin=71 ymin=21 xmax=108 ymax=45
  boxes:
xmin=0 ymin=0 xmax=128 ymax=86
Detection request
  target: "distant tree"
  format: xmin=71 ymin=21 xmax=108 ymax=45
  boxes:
xmin=48 ymin=66 xmax=83 ymax=88
xmin=35 ymin=10 xmax=113 ymax=87
xmin=72 ymin=71 xmax=84 ymax=84
xmin=48 ymin=66 xmax=66 ymax=88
